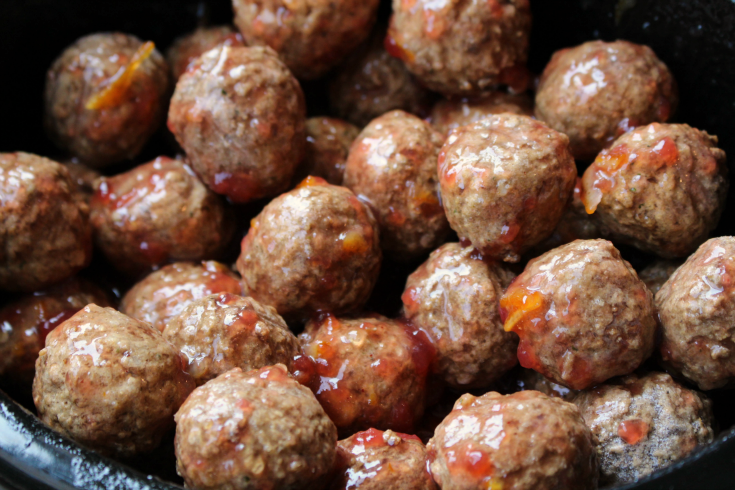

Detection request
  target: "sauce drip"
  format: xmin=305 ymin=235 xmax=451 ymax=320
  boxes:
xmin=618 ymin=419 xmax=649 ymax=445
xmin=86 ymin=41 xmax=155 ymax=110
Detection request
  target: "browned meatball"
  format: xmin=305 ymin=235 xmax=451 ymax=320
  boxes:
xmin=168 ymin=45 xmax=305 ymax=203
xmin=90 ymin=156 xmax=234 ymax=277
xmin=175 ymin=365 xmax=337 ymax=490
xmin=639 ymin=259 xmax=683 ymax=296
xmin=438 ymin=114 xmax=576 ymax=262
xmin=299 ymin=314 xmax=434 ymax=436
xmin=44 ymin=33 xmax=170 ymax=168
xmin=0 ymin=152 xmax=92 ymax=293
xmin=344 ymin=111 xmax=449 ymax=260
xmin=429 ymin=91 xmax=534 ymax=136
xmin=501 ymin=239 xmax=657 ymax=390
xmin=581 ymin=123 xmax=728 ymax=258
xmin=166 ymin=25 xmax=244 ymax=80
xmin=163 ymin=293 xmax=300 ymax=385
xmin=120 ymin=261 xmax=242 ymax=332
xmin=657 ymin=237 xmax=735 ymax=390
xmin=298 ymin=117 xmax=360 ymax=186
xmin=331 ymin=428 xmax=437 ymax=490
xmin=63 ymin=159 xmax=101 ymax=204
xmin=535 ymin=40 xmax=678 ymax=161
xmin=401 ymin=243 xmax=517 ymax=388
xmin=386 ymin=0 xmax=532 ymax=97
xmin=232 ymin=0 xmax=380 ymax=80
xmin=237 ymin=177 xmax=381 ymax=322
xmin=427 ymin=391 xmax=598 ymax=490
xmin=33 ymin=304 xmax=195 ymax=458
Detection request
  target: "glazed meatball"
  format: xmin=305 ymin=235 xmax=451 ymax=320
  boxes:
xmin=175 ymin=365 xmax=337 ymax=490
xmin=63 ymin=159 xmax=101 ymax=204
xmin=429 ymin=91 xmax=534 ymax=136
xmin=427 ymin=390 xmax=598 ymax=490
xmin=33 ymin=305 xmax=194 ymax=458
xmin=657 ymin=237 xmax=735 ymax=390
xmin=163 ymin=293 xmax=300 ymax=385
xmin=90 ymin=156 xmax=234 ymax=277
xmin=0 ymin=152 xmax=92 ymax=292
xmin=331 ymin=428 xmax=437 ymax=490
xmin=401 ymin=243 xmax=517 ymax=388
xmin=574 ymin=373 xmax=714 ymax=485
xmin=168 ymin=45 xmax=305 ymax=203
xmin=386 ymin=0 xmax=532 ymax=97
xmin=501 ymin=239 xmax=657 ymax=390
xmin=535 ymin=40 xmax=678 ymax=160
xmin=581 ymin=123 xmax=728 ymax=258
xmin=44 ymin=33 xmax=170 ymax=168
xmin=344 ymin=110 xmax=449 ymax=260
xmin=438 ymin=114 xmax=577 ymax=262
xmin=232 ymin=0 xmax=380 ymax=80
xmin=237 ymin=178 xmax=381 ymax=322
xmin=120 ymin=261 xmax=242 ymax=332
xmin=639 ymin=259 xmax=682 ymax=295
xmin=299 ymin=314 xmax=433 ymax=436
xmin=298 ymin=117 xmax=360 ymax=186
xmin=166 ymin=25 xmax=244 ymax=80
xmin=510 ymin=368 xmax=576 ymax=400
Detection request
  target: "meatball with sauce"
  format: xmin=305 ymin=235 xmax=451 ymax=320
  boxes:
xmin=296 ymin=117 xmax=360 ymax=186
xmin=535 ymin=40 xmax=678 ymax=161
xmin=44 ymin=33 xmax=170 ymax=168
xmin=427 ymin=390 xmax=598 ymax=490
xmin=174 ymin=365 xmax=337 ymax=490
xmin=501 ymin=239 xmax=657 ymax=390
xmin=344 ymin=110 xmax=449 ymax=260
xmin=63 ymin=159 xmax=101 ymax=204
xmin=33 ymin=304 xmax=195 ymax=458
xmin=166 ymin=25 xmax=244 ymax=80
xmin=438 ymin=114 xmax=577 ymax=263
xmin=168 ymin=45 xmax=305 ymax=203
xmin=639 ymin=259 xmax=683 ymax=296
xmin=429 ymin=91 xmax=534 ymax=136
xmin=0 ymin=152 xmax=92 ymax=293
xmin=509 ymin=368 xmax=576 ymax=400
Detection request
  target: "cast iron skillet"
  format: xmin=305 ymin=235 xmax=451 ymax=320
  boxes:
xmin=1 ymin=1 xmax=735 ymax=489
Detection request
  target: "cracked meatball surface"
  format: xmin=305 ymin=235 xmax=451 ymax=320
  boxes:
xmin=429 ymin=91 xmax=533 ymax=136
xmin=166 ymin=25 xmax=244 ymax=80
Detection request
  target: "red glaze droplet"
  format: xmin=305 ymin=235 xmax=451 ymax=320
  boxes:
xmin=618 ymin=419 xmax=649 ymax=445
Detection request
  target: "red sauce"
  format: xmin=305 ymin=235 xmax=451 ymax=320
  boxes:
xmin=498 ymin=64 xmax=532 ymax=94
xmin=499 ymin=285 xmax=545 ymax=334
xmin=499 ymin=222 xmax=520 ymax=244
xmin=384 ymin=32 xmax=415 ymax=63
xmin=459 ymin=237 xmax=472 ymax=248
xmin=291 ymin=353 xmax=318 ymax=390
xmin=401 ymin=286 xmax=422 ymax=316
xmin=618 ymin=419 xmax=649 ymax=445
xmin=38 ymin=309 xmax=78 ymax=345
xmin=296 ymin=175 xmax=328 ymax=189
xmin=210 ymin=171 xmax=262 ymax=204
xmin=446 ymin=442 xmax=496 ymax=480
xmin=86 ymin=41 xmax=155 ymax=110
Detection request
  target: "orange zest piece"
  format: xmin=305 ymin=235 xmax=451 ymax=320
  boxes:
xmin=86 ymin=41 xmax=155 ymax=110
xmin=501 ymin=289 xmax=544 ymax=333
xmin=296 ymin=175 xmax=328 ymax=189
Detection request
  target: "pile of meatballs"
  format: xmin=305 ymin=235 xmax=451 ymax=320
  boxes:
xmin=1 ymin=1 xmax=732 ymax=489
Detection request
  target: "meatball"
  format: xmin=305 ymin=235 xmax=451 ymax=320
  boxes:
xmin=298 ymin=117 xmax=360 ymax=186
xmin=232 ymin=0 xmax=380 ymax=80
xmin=656 ymin=237 xmax=735 ymax=390
xmin=331 ymin=428 xmax=436 ymax=490
xmin=166 ymin=25 xmax=244 ymax=80
xmin=168 ymin=45 xmax=305 ymax=203
xmin=438 ymin=114 xmax=577 ymax=262
xmin=175 ymin=365 xmax=337 ymax=489
xmin=401 ymin=242 xmax=517 ymax=388
xmin=581 ymin=123 xmax=728 ymax=258
xmin=427 ymin=390 xmax=598 ymax=490
xmin=501 ymin=239 xmax=657 ymax=390
xmin=120 ymin=261 xmax=242 ymax=332
xmin=0 ymin=152 xmax=92 ymax=293
xmin=299 ymin=314 xmax=433 ymax=436
xmin=44 ymin=33 xmax=170 ymax=168
xmin=510 ymin=368 xmax=576 ymax=400
xmin=90 ymin=156 xmax=234 ymax=277
xmin=33 ymin=304 xmax=194 ymax=458
xmin=386 ymin=0 xmax=532 ymax=97
xmin=163 ymin=293 xmax=300 ymax=385
xmin=344 ymin=110 xmax=449 ymax=260
xmin=237 ymin=178 xmax=381 ymax=322
xmin=429 ymin=91 xmax=534 ymax=136
xmin=639 ymin=259 xmax=682 ymax=296
xmin=63 ymin=159 xmax=101 ymax=204
xmin=535 ymin=40 xmax=678 ymax=160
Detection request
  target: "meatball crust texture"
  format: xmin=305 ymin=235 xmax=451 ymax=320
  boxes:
xmin=63 ymin=159 xmax=101 ymax=204
xmin=166 ymin=25 xmax=244 ymax=80
xmin=429 ymin=91 xmax=534 ymax=136
xmin=300 ymin=117 xmax=360 ymax=186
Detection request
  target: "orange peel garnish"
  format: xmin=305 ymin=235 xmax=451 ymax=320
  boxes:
xmin=85 ymin=41 xmax=155 ymax=110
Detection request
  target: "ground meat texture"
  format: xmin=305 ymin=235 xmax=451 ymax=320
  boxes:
xmin=237 ymin=178 xmax=381 ymax=322
xmin=63 ymin=159 xmax=101 ymax=204
xmin=401 ymin=243 xmax=517 ymax=388
xmin=166 ymin=25 xmax=244 ymax=81
xmin=438 ymin=114 xmax=576 ymax=263
xmin=535 ymin=40 xmax=678 ymax=161
xmin=175 ymin=365 xmax=337 ymax=490
xmin=168 ymin=45 xmax=305 ymax=204
xmin=510 ymin=368 xmax=576 ymax=400
xmin=90 ymin=156 xmax=234 ymax=278
xmin=163 ymin=293 xmax=300 ymax=386
xmin=32 ymin=304 xmax=194 ymax=458
xmin=427 ymin=390 xmax=598 ymax=490
xmin=331 ymin=428 xmax=436 ymax=490
xmin=639 ymin=259 xmax=683 ymax=296
xmin=120 ymin=261 xmax=242 ymax=332
xmin=232 ymin=0 xmax=380 ymax=80
xmin=501 ymin=239 xmax=657 ymax=390
xmin=0 ymin=152 xmax=92 ymax=293
xmin=386 ymin=0 xmax=532 ymax=97
xmin=344 ymin=111 xmax=449 ymax=260
xmin=298 ymin=117 xmax=360 ymax=186
xmin=44 ymin=33 xmax=170 ymax=168
xmin=581 ymin=123 xmax=728 ymax=258
xmin=299 ymin=314 xmax=433 ymax=436
xmin=429 ymin=91 xmax=534 ymax=136
xmin=656 ymin=237 xmax=735 ymax=390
